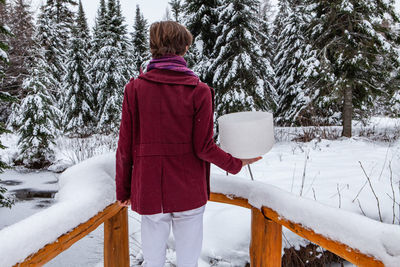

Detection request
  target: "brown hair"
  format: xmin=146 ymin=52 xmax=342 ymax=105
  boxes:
xmin=149 ymin=21 xmax=193 ymax=58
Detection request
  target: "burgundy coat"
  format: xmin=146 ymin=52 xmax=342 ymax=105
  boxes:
xmin=115 ymin=69 xmax=243 ymax=215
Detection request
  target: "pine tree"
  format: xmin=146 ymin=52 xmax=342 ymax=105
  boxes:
xmin=91 ymin=0 xmax=107 ymax=54
xmin=388 ymin=64 xmax=400 ymax=116
xmin=183 ymin=0 xmax=219 ymax=80
xmin=36 ymin=0 xmax=77 ymax=92
xmin=304 ymin=0 xmax=400 ymax=136
xmin=4 ymin=0 xmax=34 ymax=99
xmin=36 ymin=0 xmax=77 ymax=133
xmin=63 ymin=0 xmax=95 ymax=137
xmin=390 ymin=90 xmax=400 ymax=116
xmin=273 ymin=1 xmax=320 ymax=126
xmin=0 ymin=91 xmax=14 ymax=208
xmin=89 ymin=0 xmax=107 ymax=117
xmin=91 ymin=0 xmax=133 ymax=134
xmin=0 ymin=0 xmax=11 ymax=123
xmin=184 ymin=0 xmax=219 ymax=57
xmin=209 ymin=0 xmax=276 ymax=125
xmin=45 ymin=0 xmax=77 ymax=51
xmin=0 ymin=0 xmax=11 ymax=87
xmin=169 ymin=0 xmax=183 ymax=22
xmin=131 ymin=5 xmax=150 ymax=73
xmin=258 ymin=1 xmax=274 ymax=64
xmin=271 ymin=0 xmax=291 ymax=45
xmin=259 ymin=0 xmax=274 ymax=19
xmin=15 ymin=49 xmax=59 ymax=169
xmin=258 ymin=3 xmax=277 ymax=107
xmin=53 ymin=0 xmax=77 ymax=23
xmin=0 ymin=0 xmax=15 ymax=207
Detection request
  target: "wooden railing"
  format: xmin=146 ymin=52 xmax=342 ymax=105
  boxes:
xmin=13 ymin=193 xmax=384 ymax=267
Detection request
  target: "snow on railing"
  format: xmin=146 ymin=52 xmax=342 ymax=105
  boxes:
xmin=211 ymin=176 xmax=400 ymax=266
xmin=0 ymin=153 xmax=117 ymax=267
xmin=0 ymin=153 xmax=399 ymax=266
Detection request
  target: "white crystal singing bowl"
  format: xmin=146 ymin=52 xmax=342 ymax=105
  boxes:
xmin=217 ymin=111 xmax=275 ymax=159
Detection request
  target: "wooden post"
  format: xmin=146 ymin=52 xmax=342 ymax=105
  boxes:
xmin=250 ymin=207 xmax=282 ymax=267
xmin=104 ymin=206 xmax=130 ymax=267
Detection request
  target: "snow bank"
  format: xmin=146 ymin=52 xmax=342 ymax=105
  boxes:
xmin=0 ymin=153 xmax=116 ymax=267
xmin=211 ymin=174 xmax=400 ymax=267
xmin=274 ymin=116 xmax=400 ymax=142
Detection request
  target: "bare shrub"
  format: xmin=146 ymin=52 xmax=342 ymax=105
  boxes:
xmin=359 ymin=161 xmax=383 ymax=222
xmin=58 ymin=134 xmax=117 ymax=165
xmin=272 ymin=126 xmax=341 ymax=143
xmin=281 ymin=242 xmax=345 ymax=267
xmin=356 ymin=123 xmax=400 ymax=142
xmin=291 ymin=126 xmax=341 ymax=143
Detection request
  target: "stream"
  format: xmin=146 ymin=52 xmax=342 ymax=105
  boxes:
xmin=0 ymin=169 xmax=104 ymax=267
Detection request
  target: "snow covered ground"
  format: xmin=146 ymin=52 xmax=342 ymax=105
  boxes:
xmin=0 ymin=117 xmax=399 ymax=266
xmin=233 ymin=138 xmax=400 ymax=224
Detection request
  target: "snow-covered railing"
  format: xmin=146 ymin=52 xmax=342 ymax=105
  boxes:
xmin=0 ymin=153 xmax=129 ymax=267
xmin=11 ymin=202 xmax=128 ymax=266
xmin=1 ymin=153 xmax=399 ymax=266
xmin=210 ymin=174 xmax=399 ymax=266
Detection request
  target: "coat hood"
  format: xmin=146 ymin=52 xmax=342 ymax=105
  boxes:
xmin=137 ymin=69 xmax=199 ymax=86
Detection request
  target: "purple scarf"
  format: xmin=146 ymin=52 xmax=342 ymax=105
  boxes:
xmin=146 ymin=54 xmax=198 ymax=77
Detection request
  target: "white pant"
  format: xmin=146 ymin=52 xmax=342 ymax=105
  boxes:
xmin=141 ymin=204 xmax=206 ymax=267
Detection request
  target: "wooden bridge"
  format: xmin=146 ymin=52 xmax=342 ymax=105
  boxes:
xmin=13 ymin=192 xmax=384 ymax=267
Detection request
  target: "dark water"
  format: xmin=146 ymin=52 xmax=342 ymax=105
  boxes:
xmin=0 ymin=169 xmax=59 ymax=228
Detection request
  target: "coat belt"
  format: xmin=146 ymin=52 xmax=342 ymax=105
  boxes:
xmin=134 ymin=143 xmax=194 ymax=156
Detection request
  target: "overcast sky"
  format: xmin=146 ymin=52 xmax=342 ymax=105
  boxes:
xmin=31 ymin=0 xmax=400 ymax=30
xmin=31 ymin=0 xmax=171 ymax=29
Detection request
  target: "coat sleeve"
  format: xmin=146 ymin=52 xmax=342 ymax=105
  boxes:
xmin=115 ymin=80 xmax=134 ymax=202
xmin=193 ymin=82 xmax=242 ymax=174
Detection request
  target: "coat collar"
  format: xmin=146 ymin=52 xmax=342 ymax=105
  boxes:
xmin=138 ymin=69 xmax=199 ymax=86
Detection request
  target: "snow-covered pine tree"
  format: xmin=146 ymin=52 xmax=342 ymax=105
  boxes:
xmin=390 ymin=89 xmax=400 ymax=116
xmin=209 ymin=0 xmax=276 ymax=125
xmin=0 ymin=0 xmax=11 ymax=122
xmin=0 ymin=91 xmax=14 ymax=208
xmin=0 ymin=89 xmax=15 ymax=207
xmin=91 ymin=0 xmax=107 ymax=55
xmin=184 ymin=0 xmax=219 ymax=57
xmin=36 ymin=0 xmax=77 ymax=133
xmin=273 ymin=0 xmax=320 ymax=126
xmin=15 ymin=47 xmax=59 ymax=169
xmin=385 ymin=25 xmax=400 ymax=117
xmin=45 ymin=0 xmax=76 ymax=51
xmin=259 ymin=0 xmax=274 ymax=19
xmin=258 ymin=1 xmax=274 ymax=60
xmin=0 ymin=3 xmax=15 ymax=207
xmin=388 ymin=56 xmax=400 ymax=116
xmin=89 ymin=0 xmax=107 ymax=117
xmin=258 ymin=0 xmax=276 ymax=99
xmin=36 ymin=0 xmax=77 ymax=94
xmin=106 ymin=0 xmax=131 ymax=75
xmin=91 ymin=0 xmax=132 ymax=134
xmin=4 ymin=0 xmax=34 ymax=99
xmin=183 ymin=0 xmax=219 ymax=80
xmin=304 ymin=0 xmax=400 ymax=137
xmin=131 ymin=5 xmax=150 ymax=73
xmin=63 ymin=0 xmax=95 ymax=137
xmin=169 ymin=0 xmax=183 ymax=23
xmin=271 ymin=0 xmax=291 ymax=46
xmin=0 ymin=0 xmax=11 ymax=81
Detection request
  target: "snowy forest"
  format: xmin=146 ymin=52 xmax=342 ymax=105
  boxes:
xmin=0 ymin=0 xmax=399 ymax=169
xmin=0 ymin=1 xmax=400 ymax=266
